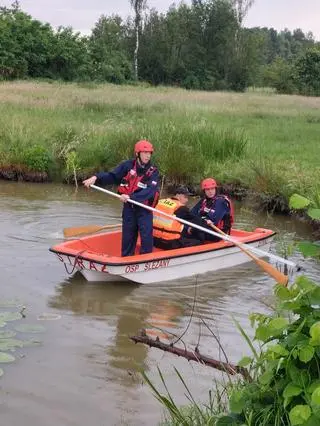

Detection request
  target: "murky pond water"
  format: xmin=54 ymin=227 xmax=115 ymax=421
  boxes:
xmin=0 ymin=181 xmax=319 ymax=426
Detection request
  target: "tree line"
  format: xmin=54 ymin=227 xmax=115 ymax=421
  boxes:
xmin=0 ymin=0 xmax=319 ymax=95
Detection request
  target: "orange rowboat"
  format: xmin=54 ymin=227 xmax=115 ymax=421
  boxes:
xmin=49 ymin=227 xmax=276 ymax=284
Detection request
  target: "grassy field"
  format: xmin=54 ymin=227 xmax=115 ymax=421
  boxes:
xmin=0 ymin=80 xmax=319 ymax=204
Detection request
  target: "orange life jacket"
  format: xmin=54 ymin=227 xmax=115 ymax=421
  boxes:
xmin=153 ymin=198 xmax=184 ymax=241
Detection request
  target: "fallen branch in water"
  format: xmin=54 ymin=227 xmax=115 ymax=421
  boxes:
xmin=130 ymin=329 xmax=251 ymax=381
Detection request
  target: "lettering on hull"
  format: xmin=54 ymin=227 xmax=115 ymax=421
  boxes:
xmin=124 ymin=259 xmax=170 ymax=274
xmin=55 ymin=254 xmax=170 ymax=275
xmin=56 ymin=253 xmax=170 ymax=274
xmin=55 ymin=253 xmax=108 ymax=273
xmin=144 ymin=259 xmax=170 ymax=271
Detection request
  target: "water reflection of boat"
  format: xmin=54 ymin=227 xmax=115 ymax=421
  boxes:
xmin=48 ymin=275 xmax=181 ymax=374
xmin=48 ymin=274 xmax=138 ymax=316
xmin=46 ymin=272 xmax=259 ymax=384
xmin=49 ymin=228 xmax=276 ymax=284
xmin=48 ymin=275 xmax=182 ymax=340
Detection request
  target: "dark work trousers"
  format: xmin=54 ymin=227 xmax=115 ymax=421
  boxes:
xmin=121 ymin=203 xmax=153 ymax=256
xmin=154 ymin=236 xmax=202 ymax=250
xmin=186 ymin=222 xmax=226 ymax=243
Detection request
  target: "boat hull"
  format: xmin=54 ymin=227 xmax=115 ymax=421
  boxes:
xmin=50 ymin=228 xmax=275 ymax=284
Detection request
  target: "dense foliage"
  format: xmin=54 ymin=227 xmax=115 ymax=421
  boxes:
xmin=0 ymin=1 xmax=319 ymax=94
xmin=225 ymin=276 xmax=320 ymax=425
xmin=144 ymin=241 xmax=320 ymax=426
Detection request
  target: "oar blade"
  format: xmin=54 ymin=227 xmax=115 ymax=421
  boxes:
xmin=209 ymin=223 xmax=289 ymax=286
xmin=63 ymin=224 xmax=106 ymax=238
xmin=256 ymin=258 xmax=289 ymax=286
xmin=63 ymin=223 xmax=122 ymax=238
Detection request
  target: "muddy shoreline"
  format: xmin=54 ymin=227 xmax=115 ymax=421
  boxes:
xmin=0 ymin=165 xmax=49 ymax=183
xmin=1 ymin=167 xmax=319 ymax=237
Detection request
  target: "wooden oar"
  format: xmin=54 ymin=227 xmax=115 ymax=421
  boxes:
xmin=90 ymin=185 xmax=295 ymax=281
xmin=63 ymin=223 xmax=122 ymax=238
xmin=208 ymin=223 xmax=288 ymax=286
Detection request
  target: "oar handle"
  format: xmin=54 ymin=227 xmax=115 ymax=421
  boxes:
xmin=90 ymin=184 xmax=295 ymax=268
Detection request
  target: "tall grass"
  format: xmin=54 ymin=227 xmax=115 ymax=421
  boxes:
xmin=143 ymin=367 xmax=230 ymax=426
xmin=0 ymin=80 xmax=319 ymax=201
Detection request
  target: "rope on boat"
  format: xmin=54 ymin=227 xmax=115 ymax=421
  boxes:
xmin=64 ymin=250 xmax=86 ymax=275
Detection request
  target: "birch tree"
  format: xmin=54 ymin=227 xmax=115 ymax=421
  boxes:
xmin=130 ymin=0 xmax=147 ymax=80
xmin=231 ymin=0 xmax=255 ymax=27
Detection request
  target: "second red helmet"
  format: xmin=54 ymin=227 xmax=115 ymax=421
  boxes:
xmin=134 ymin=140 xmax=154 ymax=154
xmin=201 ymin=178 xmax=217 ymax=190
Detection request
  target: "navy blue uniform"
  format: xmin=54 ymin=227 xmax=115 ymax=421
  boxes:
xmin=190 ymin=196 xmax=231 ymax=241
xmin=95 ymin=159 xmax=159 ymax=256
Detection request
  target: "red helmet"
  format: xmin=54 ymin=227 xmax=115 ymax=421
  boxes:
xmin=201 ymin=178 xmax=217 ymax=190
xmin=134 ymin=140 xmax=154 ymax=154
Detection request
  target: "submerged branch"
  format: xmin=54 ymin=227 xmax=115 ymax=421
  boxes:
xmin=130 ymin=330 xmax=251 ymax=381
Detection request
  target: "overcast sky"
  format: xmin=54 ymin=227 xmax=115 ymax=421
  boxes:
xmin=2 ymin=0 xmax=320 ymax=40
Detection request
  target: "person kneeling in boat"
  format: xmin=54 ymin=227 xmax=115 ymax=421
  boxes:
xmin=83 ymin=140 xmax=159 ymax=257
xmin=153 ymin=186 xmax=204 ymax=250
xmin=190 ymin=178 xmax=234 ymax=241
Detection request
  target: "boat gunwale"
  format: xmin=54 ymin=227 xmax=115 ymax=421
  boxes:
xmin=49 ymin=231 xmax=276 ymax=267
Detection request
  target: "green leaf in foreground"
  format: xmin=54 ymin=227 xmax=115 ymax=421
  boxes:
xmin=311 ymin=387 xmax=320 ymax=405
xmin=309 ymin=322 xmax=320 ymax=346
xmin=14 ymin=324 xmax=46 ymax=333
xmin=283 ymin=382 xmax=303 ymax=408
xmin=0 ymin=352 xmax=15 ymax=363
xmin=268 ymin=343 xmax=289 ymax=356
xmin=299 ymin=345 xmax=315 ymax=363
xmin=283 ymin=383 xmax=303 ymax=400
xmin=229 ymin=390 xmax=246 ymax=414
xmin=289 ymin=405 xmax=311 ymax=425
xmin=238 ymin=356 xmax=252 ymax=367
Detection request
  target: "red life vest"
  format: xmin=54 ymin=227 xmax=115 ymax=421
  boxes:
xmin=200 ymin=195 xmax=234 ymax=232
xmin=118 ymin=160 xmax=159 ymax=207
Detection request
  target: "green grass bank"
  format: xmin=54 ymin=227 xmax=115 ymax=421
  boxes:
xmin=0 ymin=81 xmax=319 ymax=210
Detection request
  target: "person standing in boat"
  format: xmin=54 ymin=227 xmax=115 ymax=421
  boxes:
xmin=153 ymin=186 xmax=204 ymax=250
xmin=190 ymin=178 xmax=234 ymax=241
xmin=83 ymin=140 xmax=159 ymax=257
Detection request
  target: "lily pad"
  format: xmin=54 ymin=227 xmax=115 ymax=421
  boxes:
xmin=22 ymin=339 xmax=42 ymax=347
xmin=0 ymin=330 xmax=17 ymax=339
xmin=0 ymin=312 xmax=22 ymax=322
xmin=0 ymin=300 xmax=22 ymax=308
xmin=37 ymin=313 xmax=61 ymax=321
xmin=0 ymin=352 xmax=15 ymax=363
xmin=14 ymin=324 xmax=46 ymax=333
xmin=0 ymin=338 xmax=24 ymax=351
xmin=0 ymin=321 xmax=6 ymax=328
